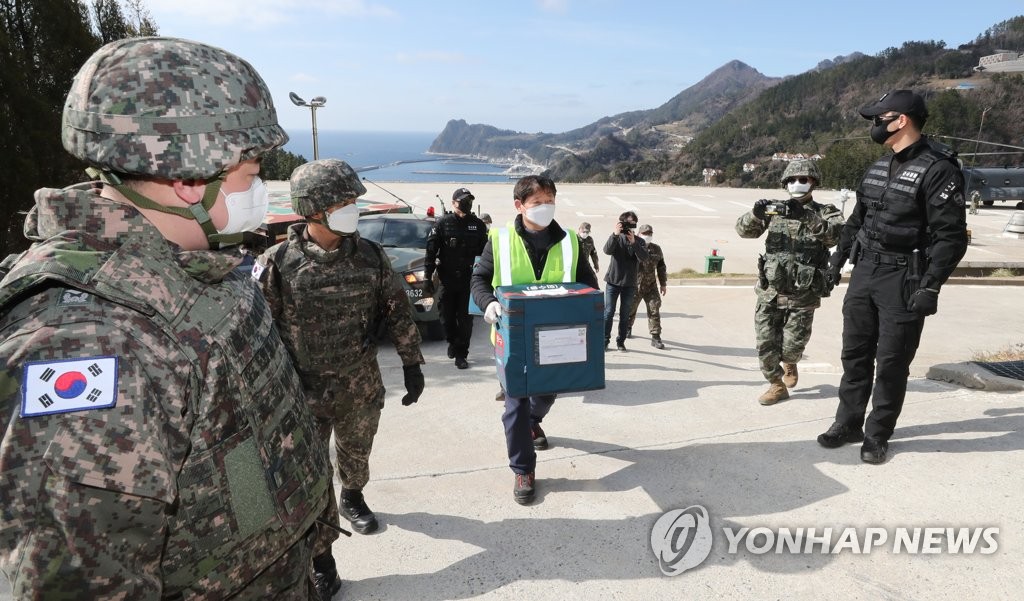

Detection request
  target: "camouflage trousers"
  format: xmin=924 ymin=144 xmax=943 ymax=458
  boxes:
xmin=754 ymin=302 xmax=817 ymax=381
xmin=303 ymin=361 xmax=385 ymax=556
xmin=628 ymin=286 xmax=662 ymax=335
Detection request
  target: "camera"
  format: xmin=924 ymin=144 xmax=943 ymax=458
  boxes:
xmin=764 ymin=201 xmax=789 ymax=217
xmin=619 ymin=221 xmax=635 ymax=231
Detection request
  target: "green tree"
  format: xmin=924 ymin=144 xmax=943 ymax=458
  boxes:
xmin=817 ymin=138 xmax=883 ymax=190
xmin=1 ymin=0 xmax=157 ymax=255
xmin=1 ymin=0 xmax=100 ymax=255
xmin=261 ymin=148 xmax=308 ymax=181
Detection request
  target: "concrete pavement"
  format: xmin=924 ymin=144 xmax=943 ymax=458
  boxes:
xmin=336 ymin=181 xmax=1024 ymax=275
xmin=334 ymin=281 xmax=1024 ymax=600
xmin=279 ymin=180 xmax=1024 ymax=600
xmin=3 ymin=183 xmax=1019 ymax=600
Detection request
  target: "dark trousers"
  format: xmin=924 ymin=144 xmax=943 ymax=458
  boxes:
xmin=501 ymin=393 xmax=555 ymax=474
xmin=439 ymin=282 xmax=474 ymax=359
xmin=835 ymin=261 xmax=925 ymax=441
xmin=603 ymin=283 xmax=636 ymax=344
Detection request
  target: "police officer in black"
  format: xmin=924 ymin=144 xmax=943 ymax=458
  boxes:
xmin=818 ymin=90 xmax=968 ymax=464
xmin=424 ymin=187 xmax=488 ymax=369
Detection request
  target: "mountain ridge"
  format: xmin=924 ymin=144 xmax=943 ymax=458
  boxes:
xmin=428 ymin=16 xmax=1024 ymax=188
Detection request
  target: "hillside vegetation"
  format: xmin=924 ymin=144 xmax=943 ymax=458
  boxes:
xmin=431 ymin=16 xmax=1024 ymax=190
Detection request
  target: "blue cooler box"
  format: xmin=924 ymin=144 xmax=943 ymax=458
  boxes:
xmin=468 ymin=256 xmax=484 ymax=315
xmin=493 ymin=283 xmax=605 ymax=398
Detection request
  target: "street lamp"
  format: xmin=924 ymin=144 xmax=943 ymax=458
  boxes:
xmin=965 ymin=106 xmax=992 ymax=196
xmin=289 ymin=92 xmax=327 ymax=160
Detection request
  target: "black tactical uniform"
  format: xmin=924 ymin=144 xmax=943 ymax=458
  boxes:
xmin=832 ymin=135 xmax=967 ymax=445
xmin=424 ymin=190 xmax=488 ymax=364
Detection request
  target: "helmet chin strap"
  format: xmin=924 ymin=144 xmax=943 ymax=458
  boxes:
xmin=87 ymin=168 xmax=241 ymax=249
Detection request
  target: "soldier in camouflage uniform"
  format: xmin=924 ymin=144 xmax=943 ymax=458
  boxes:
xmin=254 ymin=159 xmax=425 ymax=593
xmin=628 ymin=224 xmax=669 ymax=349
xmin=577 ymin=222 xmax=600 ymax=274
xmin=735 ymin=160 xmax=845 ymax=405
xmin=0 ymin=37 xmax=331 ymax=599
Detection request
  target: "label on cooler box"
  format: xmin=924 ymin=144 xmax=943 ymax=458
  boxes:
xmin=534 ymin=324 xmax=588 ymax=365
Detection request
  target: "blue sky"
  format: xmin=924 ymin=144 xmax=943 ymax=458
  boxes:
xmin=145 ymin=0 xmax=1022 ymax=134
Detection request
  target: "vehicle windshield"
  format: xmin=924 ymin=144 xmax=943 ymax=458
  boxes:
xmin=358 ymin=218 xmax=432 ymax=249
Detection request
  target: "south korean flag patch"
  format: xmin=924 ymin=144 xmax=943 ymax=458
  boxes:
xmin=21 ymin=356 xmax=119 ymax=417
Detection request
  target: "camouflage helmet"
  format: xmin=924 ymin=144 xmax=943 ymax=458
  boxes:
xmin=289 ymin=159 xmax=367 ymax=216
xmin=62 ymin=37 xmax=287 ymax=181
xmin=780 ymin=159 xmax=821 ymax=185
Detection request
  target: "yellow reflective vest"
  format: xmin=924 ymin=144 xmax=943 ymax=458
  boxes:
xmin=490 ymin=225 xmax=580 ymax=287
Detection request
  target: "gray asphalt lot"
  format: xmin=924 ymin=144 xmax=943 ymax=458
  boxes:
xmin=4 ymin=183 xmax=1021 ymax=600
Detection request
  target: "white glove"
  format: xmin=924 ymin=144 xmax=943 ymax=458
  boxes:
xmin=484 ymin=301 xmax=504 ymax=324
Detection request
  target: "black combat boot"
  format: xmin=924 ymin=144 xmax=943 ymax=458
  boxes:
xmin=312 ymin=553 xmax=342 ymax=600
xmin=340 ymin=488 xmax=379 ymax=534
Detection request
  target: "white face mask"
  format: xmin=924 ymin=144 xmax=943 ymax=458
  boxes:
xmin=578 ymin=231 xmax=590 ymax=239
xmin=524 ymin=203 xmax=556 ymax=228
xmin=217 ymin=177 xmax=269 ymax=234
xmin=640 ymin=235 xmax=653 ymax=244
xmin=326 ymin=203 xmax=360 ymax=234
xmin=787 ymin=181 xmax=812 ymax=198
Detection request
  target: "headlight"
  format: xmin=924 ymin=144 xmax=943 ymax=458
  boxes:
xmin=404 ymin=269 xmax=426 ymax=284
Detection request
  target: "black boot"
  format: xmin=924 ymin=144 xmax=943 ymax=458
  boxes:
xmin=340 ymin=489 xmax=379 ymax=534
xmin=312 ymin=553 xmax=342 ymax=600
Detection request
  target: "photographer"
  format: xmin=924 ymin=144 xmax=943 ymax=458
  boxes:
xmin=735 ymin=160 xmax=844 ymax=405
xmin=603 ymin=210 xmax=649 ymax=351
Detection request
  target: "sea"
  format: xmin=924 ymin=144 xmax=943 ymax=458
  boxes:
xmin=281 ymin=130 xmax=514 ymax=183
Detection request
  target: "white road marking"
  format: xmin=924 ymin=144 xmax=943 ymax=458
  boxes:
xmin=606 ymin=196 xmax=638 ymax=212
xmin=651 ymin=215 xmax=721 ymax=219
xmin=668 ymin=197 xmax=715 ymax=212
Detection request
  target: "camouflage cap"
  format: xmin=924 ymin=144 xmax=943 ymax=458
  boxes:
xmin=780 ymin=159 xmax=821 ymax=185
xmin=638 ymin=223 xmax=653 ymax=234
xmin=62 ymin=36 xmax=288 ymax=181
xmin=289 ymin=159 xmax=367 ymax=216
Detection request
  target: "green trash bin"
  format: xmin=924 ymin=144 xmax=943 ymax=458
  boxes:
xmin=704 ymin=254 xmax=724 ymax=274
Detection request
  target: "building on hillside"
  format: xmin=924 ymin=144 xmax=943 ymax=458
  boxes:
xmin=975 ymin=52 xmax=1024 ymax=73
xmin=702 ymin=167 xmax=722 ymax=184
xmin=743 ymin=163 xmax=757 ymax=173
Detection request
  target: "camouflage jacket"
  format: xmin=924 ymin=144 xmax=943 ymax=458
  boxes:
xmin=637 ymin=242 xmax=667 ymax=293
xmin=578 ymin=235 xmax=599 ymax=272
xmin=0 ymin=186 xmax=329 ymax=599
xmin=735 ymin=197 xmax=845 ymax=306
xmin=255 ymin=224 xmax=423 ymax=413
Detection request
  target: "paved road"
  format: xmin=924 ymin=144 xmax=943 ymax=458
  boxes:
xmin=333 ymin=181 xmax=1024 ymax=274
xmin=330 ymin=280 xmax=1024 ymax=600
xmin=4 ymin=183 xmax=1020 ymax=600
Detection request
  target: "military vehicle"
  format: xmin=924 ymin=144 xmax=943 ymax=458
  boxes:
xmin=962 ymin=165 xmax=1024 ymax=208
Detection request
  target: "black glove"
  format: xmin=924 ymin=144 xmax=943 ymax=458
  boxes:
xmin=422 ymin=280 xmax=435 ymax=296
xmin=825 ymin=253 xmax=845 ymax=288
xmin=908 ymin=288 xmax=939 ymax=317
xmin=786 ymin=198 xmax=806 ymax=218
xmin=752 ymin=199 xmax=771 ymax=221
xmin=402 ymin=364 xmax=424 ymax=406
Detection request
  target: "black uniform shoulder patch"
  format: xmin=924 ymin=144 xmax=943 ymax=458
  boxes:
xmin=937 ymin=178 xmax=965 ymax=207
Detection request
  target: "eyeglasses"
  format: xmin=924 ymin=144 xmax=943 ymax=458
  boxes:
xmin=784 ymin=176 xmax=810 ymax=185
xmin=872 ymin=114 xmax=900 ymax=126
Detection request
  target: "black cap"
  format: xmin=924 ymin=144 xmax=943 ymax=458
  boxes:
xmin=453 ymin=187 xmax=474 ymax=202
xmin=859 ymin=89 xmax=928 ymax=119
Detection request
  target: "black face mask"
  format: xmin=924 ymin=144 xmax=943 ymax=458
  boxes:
xmin=870 ymin=118 xmax=899 ymax=144
xmin=457 ymin=199 xmax=473 ymax=213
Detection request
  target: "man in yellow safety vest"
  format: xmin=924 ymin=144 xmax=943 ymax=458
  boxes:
xmin=470 ymin=175 xmax=600 ymax=505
